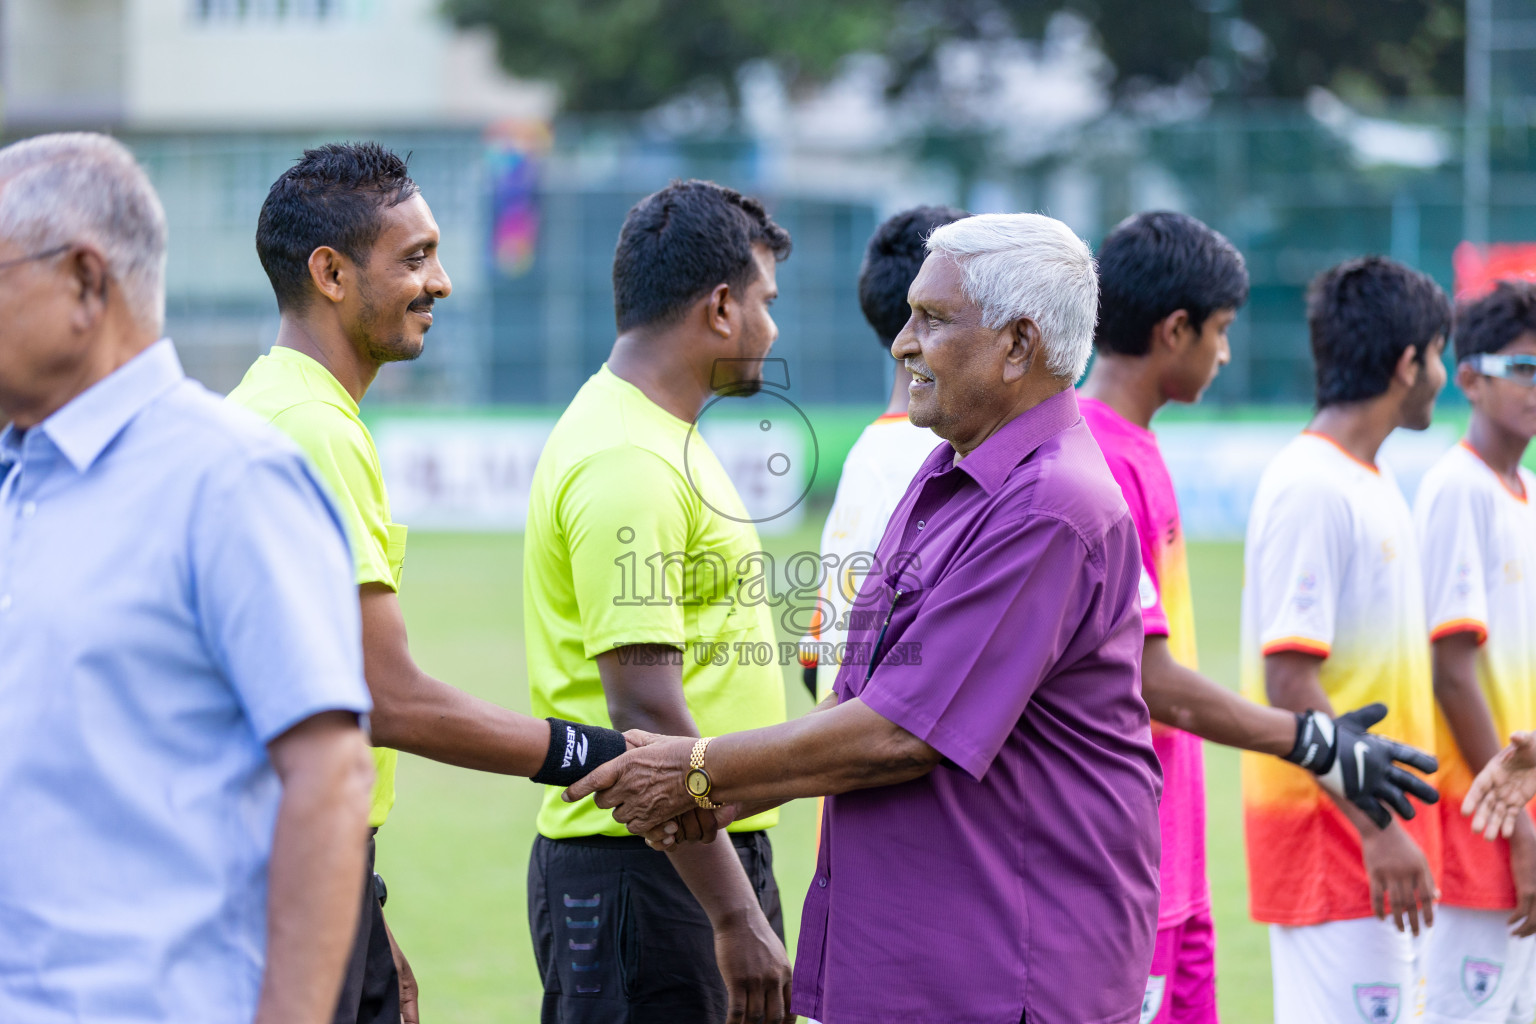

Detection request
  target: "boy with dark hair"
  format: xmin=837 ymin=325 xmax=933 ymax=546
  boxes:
xmin=799 ymin=204 xmax=967 ymax=697
xmin=523 ymin=179 xmax=794 ymax=1024
xmin=1242 ymin=256 xmax=1449 ymax=1022
xmin=1080 ymin=215 xmax=1439 ymax=1024
xmin=231 ymin=142 xmax=630 ymax=1024
xmin=1416 ymin=281 xmax=1536 ymax=1023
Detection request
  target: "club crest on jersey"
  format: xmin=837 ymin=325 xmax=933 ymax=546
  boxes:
xmin=1353 ymin=983 xmax=1400 ymax=1023
xmin=1140 ymin=975 xmax=1166 ymax=1024
xmin=1462 ymin=957 xmax=1503 ymax=1006
xmin=1292 ymin=570 xmax=1317 ymax=611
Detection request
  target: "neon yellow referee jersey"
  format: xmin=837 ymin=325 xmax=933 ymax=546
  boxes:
xmin=227 ymin=345 xmax=404 ymax=828
xmin=523 ymin=365 xmax=787 ymax=839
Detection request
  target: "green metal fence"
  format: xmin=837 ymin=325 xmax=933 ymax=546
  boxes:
xmin=86 ymin=100 xmax=1536 ymax=409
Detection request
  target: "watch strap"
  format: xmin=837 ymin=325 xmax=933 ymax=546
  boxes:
xmin=688 ymin=736 xmax=720 ymax=809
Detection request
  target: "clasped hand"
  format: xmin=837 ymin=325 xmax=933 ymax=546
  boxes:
xmin=565 ymin=730 xmax=738 ymax=848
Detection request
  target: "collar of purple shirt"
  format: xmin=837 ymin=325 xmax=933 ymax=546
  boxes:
xmin=915 ymin=384 xmax=1081 ymax=495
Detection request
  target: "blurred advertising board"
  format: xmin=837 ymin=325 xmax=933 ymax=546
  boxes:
xmin=375 ymin=412 xmax=1455 ymax=541
xmin=1453 ymin=242 xmax=1536 ymax=301
xmin=373 ymin=412 xmax=812 ymax=535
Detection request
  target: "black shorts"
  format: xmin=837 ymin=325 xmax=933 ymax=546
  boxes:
xmin=528 ymin=832 xmax=784 ymax=1024
xmin=333 ymin=834 xmax=400 ymax=1024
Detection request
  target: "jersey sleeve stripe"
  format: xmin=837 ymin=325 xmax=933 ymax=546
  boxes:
xmin=798 ymin=604 xmax=824 ymax=667
xmin=1429 ymin=617 xmax=1489 ymax=644
xmin=1261 ymin=636 xmax=1332 ymax=658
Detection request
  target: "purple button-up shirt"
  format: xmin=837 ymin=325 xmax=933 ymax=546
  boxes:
xmin=792 ymin=388 xmax=1162 ymax=1024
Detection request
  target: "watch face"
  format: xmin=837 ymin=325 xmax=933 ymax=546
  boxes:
xmin=686 ymin=768 xmax=711 ymax=797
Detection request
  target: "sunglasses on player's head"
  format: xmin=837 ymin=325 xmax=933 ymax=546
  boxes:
xmin=1462 ymin=352 xmax=1536 ymax=387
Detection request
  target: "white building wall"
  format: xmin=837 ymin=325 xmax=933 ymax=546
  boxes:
xmin=3 ymin=0 xmax=552 ymax=131
xmin=126 ymin=0 xmax=551 ymax=129
xmin=2 ymin=0 xmax=128 ymax=125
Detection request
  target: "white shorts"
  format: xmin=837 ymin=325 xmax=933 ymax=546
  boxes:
xmin=1424 ymin=905 xmax=1536 ymax=1023
xmin=1271 ymin=916 xmax=1427 ymax=1024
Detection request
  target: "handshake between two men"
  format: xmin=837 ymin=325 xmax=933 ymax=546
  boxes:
xmin=558 ymin=695 xmax=1443 ymax=1024
xmin=565 ymin=699 xmax=1441 ymax=849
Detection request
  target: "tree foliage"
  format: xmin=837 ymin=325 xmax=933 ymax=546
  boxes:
xmin=443 ymin=0 xmax=889 ymax=112
xmin=445 ymin=0 xmax=1467 ymax=113
xmin=1237 ymin=0 xmax=1464 ymax=100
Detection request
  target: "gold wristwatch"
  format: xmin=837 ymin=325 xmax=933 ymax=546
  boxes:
xmin=686 ymin=736 xmax=720 ymax=809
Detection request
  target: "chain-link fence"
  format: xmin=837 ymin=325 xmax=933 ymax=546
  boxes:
xmin=100 ymin=99 xmax=1536 ymax=409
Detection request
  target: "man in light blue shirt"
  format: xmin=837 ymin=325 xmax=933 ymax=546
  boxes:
xmin=0 ymin=134 xmax=376 ymax=1023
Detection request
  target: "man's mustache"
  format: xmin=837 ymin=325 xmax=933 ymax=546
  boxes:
xmin=409 ymin=297 xmax=435 ymax=313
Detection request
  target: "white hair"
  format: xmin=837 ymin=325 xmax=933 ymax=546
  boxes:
xmin=0 ymin=133 xmax=168 ymax=333
xmin=926 ymin=213 xmax=1098 ymax=382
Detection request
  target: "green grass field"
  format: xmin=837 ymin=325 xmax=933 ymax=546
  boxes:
xmin=378 ymin=522 xmax=1272 ymax=1022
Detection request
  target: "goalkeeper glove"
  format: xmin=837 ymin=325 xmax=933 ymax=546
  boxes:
xmin=1285 ymin=703 xmax=1440 ymax=829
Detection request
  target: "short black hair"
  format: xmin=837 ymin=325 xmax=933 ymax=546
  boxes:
xmin=1453 ymin=280 xmax=1536 ymax=362
xmin=1094 ymin=211 xmax=1249 ymax=356
xmin=256 ymin=141 xmax=421 ymax=310
xmin=612 ymin=179 xmax=791 ymax=333
xmin=859 ymin=205 xmax=970 ymax=348
xmin=1307 ymin=256 xmax=1452 ymax=408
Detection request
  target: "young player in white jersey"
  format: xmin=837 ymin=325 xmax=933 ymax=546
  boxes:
xmin=1242 ymin=257 xmax=1449 ymax=1024
xmin=1084 ymin=213 xmax=1439 ymax=1024
xmin=799 ymin=205 xmax=967 ymax=698
xmin=1417 ymin=281 xmax=1536 ymax=1024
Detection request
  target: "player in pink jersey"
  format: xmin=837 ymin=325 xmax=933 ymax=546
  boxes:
xmin=1080 ymin=212 xmax=1440 ymax=1024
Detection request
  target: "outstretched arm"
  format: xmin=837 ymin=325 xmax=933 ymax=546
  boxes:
xmin=1144 ymin=637 xmax=1437 ymax=823
xmin=626 ymin=691 xmax=845 ymax=848
xmin=1142 ymin=636 xmax=1296 ymax=754
xmin=565 ymin=695 xmax=942 ymax=836
xmin=360 ymin=583 xmax=606 ymax=777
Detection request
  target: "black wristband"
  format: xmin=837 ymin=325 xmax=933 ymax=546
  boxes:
xmin=531 ymin=718 xmax=628 ymax=787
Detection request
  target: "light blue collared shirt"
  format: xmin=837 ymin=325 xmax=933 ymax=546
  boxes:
xmin=0 ymin=340 xmax=371 ymax=1023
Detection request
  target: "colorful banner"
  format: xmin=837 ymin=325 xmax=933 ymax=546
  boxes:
xmin=373 ymin=414 xmax=812 ymax=535
xmin=1453 ymin=241 xmax=1536 ymax=301
xmin=485 ymin=119 xmax=552 ymax=278
xmin=371 ymin=414 xmax=1454 ymax=539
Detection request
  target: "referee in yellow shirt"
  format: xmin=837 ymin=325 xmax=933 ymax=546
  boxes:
xmin=522 ymin=180 xmax=794 ymax=1024
xmin=229 ymin=142 xmax=629 ymax=1024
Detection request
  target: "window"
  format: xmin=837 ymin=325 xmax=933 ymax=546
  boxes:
xmin=190 ymin=0 xmax=345 ymax=22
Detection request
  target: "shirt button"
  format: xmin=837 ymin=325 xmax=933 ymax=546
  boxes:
xmin=817 ymin=877 xmax=827 ymax=888
xmin=20 ymin=501 xmax=36 ymax=519
xmin=916 ymin=520 xmax=925 ymax=530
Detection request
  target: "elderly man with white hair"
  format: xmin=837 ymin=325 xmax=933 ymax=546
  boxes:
xmin=0 ymin=134 xmax=376 ymax=1023
xmin=568 ymin=213 xmax=1163 ymax=1024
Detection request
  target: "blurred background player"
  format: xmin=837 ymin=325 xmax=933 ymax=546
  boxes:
xmin=1079 ymin=212 xmax=1442 ymax=1024
xmin=229 ymin=143 xmax=629 ymax=1024
xmin=521 ymin=180 xmax=793 ymax=1024
xmin=1241 ymin=256 xmax=1449 ymax=1024
xmin=1415 ymin=281 xmax=1536 ymax=1024
xmin=798 ymin=204 xmax=967 ymax=699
